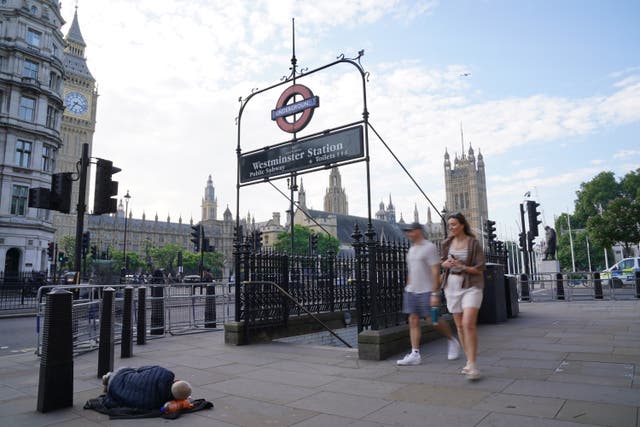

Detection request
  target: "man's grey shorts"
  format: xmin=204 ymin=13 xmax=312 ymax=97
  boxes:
xmin=402 ymin=291 xmax=432 ymax=318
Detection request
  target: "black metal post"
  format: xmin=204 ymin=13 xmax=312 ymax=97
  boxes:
xmin=136 ymin=286 xmax=146 ymax=345
xmin=121 ymin=286 xmax=133 ymax=358
xmin=74 ymin=143 xmax=89 ymax=275
xmin=556 ymin=272 xmax=565 ymax=301
xmin=520 ymin=273 xmax=530 ymax=301
xmin=635 ymin=271 xmax=640 ymax=299
xmin=593 ymin=272 xmax=603 ymax=299
xmin=97 ymin=287 xmax=115 ymax=378
xmin=352 ymin=225 xmax=364 ymax=332
xmin=204 ymin=283 xmax=217 ymax=328
xmin=37 ymin=288 xmax=73 ymax=413
xmin=520 ymin=203 xmax=530 ymax=276
xmin=365 ymin=226 xmax=377 ymax=330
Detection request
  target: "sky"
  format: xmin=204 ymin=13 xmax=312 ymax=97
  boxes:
xmin=63 ymin=0 xmax=640 ymax=243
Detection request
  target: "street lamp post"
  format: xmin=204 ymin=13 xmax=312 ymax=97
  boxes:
xmin=123 ymin=190 xmax=131 ymax=276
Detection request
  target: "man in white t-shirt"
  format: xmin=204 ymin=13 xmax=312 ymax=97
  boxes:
xmin=397 ymin=222 xmax=461 ymax=366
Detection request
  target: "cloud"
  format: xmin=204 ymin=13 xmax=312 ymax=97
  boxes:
xmin=613 ymin=149 xmax=640 ymax=159
xmin=64 ymin=2 xmax=640 ymax=229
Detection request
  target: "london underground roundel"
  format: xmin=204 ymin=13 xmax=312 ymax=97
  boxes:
xmin=271 ymin=84 xmax=320 ymax=133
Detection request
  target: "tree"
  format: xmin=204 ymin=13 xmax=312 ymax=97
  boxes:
xmin=620 ymin=168 xmax=640 ymax=200
xmin=587 ymin=198 xmax=640 ymax=258
xmin=273 ymin=225 xmax=340 ymax=255
xmin=573 ymin=171 xmax=619 ymax=228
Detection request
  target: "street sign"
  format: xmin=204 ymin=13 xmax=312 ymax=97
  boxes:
xmin=240 ymin=125 xmax=364 ymax=183
xmin=271 ymin=84 xmax=319 ymax=133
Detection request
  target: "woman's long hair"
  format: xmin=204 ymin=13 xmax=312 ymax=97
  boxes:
xmin=447 ymin=212 xmax=475 ymax=238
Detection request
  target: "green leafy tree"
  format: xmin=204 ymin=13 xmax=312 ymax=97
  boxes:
xmin=620 ymin=168 xmax=640 ymax=200
xmin=109 ymin=249 xmax=144 ymax=274
xmin=573 ymin=171 xmax=619 ymax=228
xmin=273 ymin=225 xmax=340 ymax=255
xmin=554 ymin=223 xmax=608 ymax=272
xmin=587 ymin=198 xmax=640 ymax=258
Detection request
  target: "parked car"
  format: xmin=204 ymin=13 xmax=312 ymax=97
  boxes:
xmin=182 ymin=274 xmax=201 ymax=283
xmin=62 ymin=271 xmax=79 ymax=285
xmin=601 ymin=257 xmax=640 ymax=287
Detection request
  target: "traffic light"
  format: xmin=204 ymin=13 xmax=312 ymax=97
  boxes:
xmin=90 ymin=245 xmax=97 ymax=259
xmin=177 ymin=251 xmax=183 ymax=266
xmin=58 ymin=252 xmax=65 ymax=263
xmin=50 ymin=172 xmax=73 ymax=213
xmin=518 ymin=232 xmax=526 ymax=249
xmin=28 ymin=187 xmax=51 ymax=209
xmin=309 ymin=233 xmax=318 ymax=253
xmin=191 ymin=224 xmax=202 ymax=252
xmin=484 ymin=219 xmax=497 ymax=243
xmin=93 ymin=159 xmax=120 ymax=215
xmin=527 ymin=200 xmax=542 ymax=237
xmin=82 ymin=231 xmax=90 ymax=256
xmin=47 ymin=242 xmax=55 ymax=260
xmin=526 ymin=230 xmax=535 ymax=252
xmin=203 ymin=238 xmax=215 ymax=252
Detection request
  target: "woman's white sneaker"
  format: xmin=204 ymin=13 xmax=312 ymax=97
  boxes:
xmin=447 ymin=338 xmax=461 ymax=360
xmin=397 ymin=352 xmax=421 ymax=366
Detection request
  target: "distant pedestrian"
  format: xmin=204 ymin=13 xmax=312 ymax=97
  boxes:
xmin=441 ymin=212 xmax=486 ymax=380
xmin=397 ymin=222 xmax=461 ymax=366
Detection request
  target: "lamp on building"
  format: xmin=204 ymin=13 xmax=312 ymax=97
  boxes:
xmin=123 ymin=190 xmax=131 ymax=275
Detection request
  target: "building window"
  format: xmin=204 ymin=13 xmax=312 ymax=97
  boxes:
xmin=46 ymin=105 xmax=58 ymax=128
xmin=42 ymin=145 xmax=55 ymax=172
xmin=15 ymin=140 xmax=32 ymax=168
xmin=26 ymin=28 xmax=41 ymax=48
xmin=23 ymin=59 xmax=39 ymax=79
xmin=11 ymin=185 xmax=29 ymax=216
xmin=31 ymin=5 xmax=38 ymax=15
xmin=19 ymin=96 xmax=36 ymax=121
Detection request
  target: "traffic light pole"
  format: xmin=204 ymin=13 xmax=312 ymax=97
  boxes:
xmin=74 ymin=143 xmax=89 ymax=279
xmin=520 ymin=203 xmax=530 ymax=276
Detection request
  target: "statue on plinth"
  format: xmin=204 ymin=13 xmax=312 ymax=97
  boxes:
xmin=544 ymin=226 xmax=557 ymax=260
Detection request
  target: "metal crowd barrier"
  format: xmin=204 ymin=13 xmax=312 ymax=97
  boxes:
xmin=517 ymin=271 xmax=639 ymax=302
xmin=35 ymin=282 xmax=234 ymax=356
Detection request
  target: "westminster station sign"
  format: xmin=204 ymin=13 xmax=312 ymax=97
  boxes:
xmin=240 ymin=125 xmax=364 ymax=183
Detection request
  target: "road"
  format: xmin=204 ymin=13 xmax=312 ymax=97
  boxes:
xmin=0 ymin=316 xmax=38 ymax=356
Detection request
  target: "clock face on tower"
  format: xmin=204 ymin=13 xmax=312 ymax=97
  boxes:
xmin=64 ymin=92 xmax=89 ymax=115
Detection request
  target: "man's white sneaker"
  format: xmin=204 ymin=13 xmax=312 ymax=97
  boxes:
xmin=397 ymin=352 xmax=421 ymax=366
xmin=447 ymin=338 xmax=461 ymax=360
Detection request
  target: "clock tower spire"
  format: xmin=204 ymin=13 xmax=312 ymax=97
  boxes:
xmin=53 ymin=7 xmax=99 ymax=240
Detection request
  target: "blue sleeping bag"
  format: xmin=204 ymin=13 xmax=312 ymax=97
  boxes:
xmin=103 ymin=366 xmax=175 ymax=410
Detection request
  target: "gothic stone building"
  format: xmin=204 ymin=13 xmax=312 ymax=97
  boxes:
xmin=444 ymin=143 xmax=488 ymax=237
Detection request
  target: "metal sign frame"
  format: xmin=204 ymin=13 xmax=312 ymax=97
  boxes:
xmin=234 ymin=23 xmax=374 ymax=322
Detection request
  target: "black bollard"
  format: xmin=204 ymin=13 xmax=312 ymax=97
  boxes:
xmin=37 ymin=289 xmax=73 ymax=412
xmin=205 ymin=283 xmax=217 ymax=328
xmin=556 ymin=273 xmax=565 ymax=300
xmin=150 ymin=285 xmax=164 ymax=335
xmin=97 ymin=287 xmax=115 ymax=378
xmin=520 ymin=273 xmax=530 ymax=301
xmin=635 ymin=271 xmax=640 ymax=299
xmin=136 ymin=286 xmax=146 ymax=345
xmin=593 ymin=272 xmax=603 ymax=299
xmin=121 ymin=286 xmax=133 ymax=358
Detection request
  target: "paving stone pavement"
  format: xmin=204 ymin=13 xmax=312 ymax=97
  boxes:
xmin=0 ymin=300 xmax=638 ymax=426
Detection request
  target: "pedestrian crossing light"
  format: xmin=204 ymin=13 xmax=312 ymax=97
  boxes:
xmin=93 ymin=159 xmax=121 ymax=215
xmin=191 ymin=224 xmax=202 ymax=252
xmin=484 ymin=219 xmax=497 ymax=243
xmin=47 ymin=242 xmax=55 ymax=260
xmin=527 ymin=200 xmax=542 ymax=237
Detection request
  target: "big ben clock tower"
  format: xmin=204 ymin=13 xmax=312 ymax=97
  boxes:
xmin=53 ymin=8 xmax=99 ymax=241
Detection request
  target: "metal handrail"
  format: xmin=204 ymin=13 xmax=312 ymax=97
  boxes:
xmin=243 ymin=280 xmax=353 ymax=348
